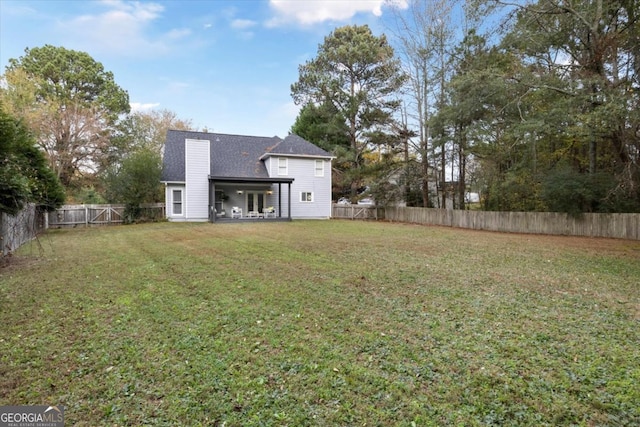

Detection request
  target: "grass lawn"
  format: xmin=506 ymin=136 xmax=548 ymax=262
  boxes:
xmin=1 ymin=220 xmax=639 ymax=426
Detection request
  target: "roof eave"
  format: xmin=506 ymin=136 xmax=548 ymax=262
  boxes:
xmin=259 ymin=153 xmax=335 ymax=161
xmin=208 ymin=176 xmax=295 ymax=183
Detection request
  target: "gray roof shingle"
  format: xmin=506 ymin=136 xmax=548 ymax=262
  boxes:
xmin=161 ymin=130 xmax=332 ymax=182
xmin=266 ymin=134 xmax=334 ymax=158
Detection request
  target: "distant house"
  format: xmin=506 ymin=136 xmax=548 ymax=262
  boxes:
xmin=161 ymin=130 xmax=334 ymax=222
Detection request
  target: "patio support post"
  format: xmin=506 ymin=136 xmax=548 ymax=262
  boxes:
xmin=214 ymin=181 xmax=217 ymax=222
xmin=278 ymin=182 xmax=282 ymax=218
xmin=288 ymin=182 xmax=292 ymax=219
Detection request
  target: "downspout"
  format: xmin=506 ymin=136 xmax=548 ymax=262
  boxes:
xmin=164 ymin=182 xmax=168 ymax=219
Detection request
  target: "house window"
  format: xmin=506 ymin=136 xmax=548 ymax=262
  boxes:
xmin=301 ymin=192 xmax=313 ymax=202
xmin=278 ymin=158 xmax=288 ymax=175
xmin=172 ymin=189 xmax=183 ymax=215
xmin=315 ymin=160 xmax=324 ymax=177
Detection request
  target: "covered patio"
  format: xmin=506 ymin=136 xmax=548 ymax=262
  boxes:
xmin=208 ymin=176 xmax=294 ymax=223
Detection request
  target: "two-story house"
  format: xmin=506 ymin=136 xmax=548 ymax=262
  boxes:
xmin=161 ymin=130 xmax=334 ymax=221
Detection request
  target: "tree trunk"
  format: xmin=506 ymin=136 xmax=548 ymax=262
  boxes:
xmin=458 ymin=129 xmax=466 ymax=210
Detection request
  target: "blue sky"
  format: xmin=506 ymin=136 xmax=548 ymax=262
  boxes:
xmin=0 ymin=0 xmax=409 ymax=138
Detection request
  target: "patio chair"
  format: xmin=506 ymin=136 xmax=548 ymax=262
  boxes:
xmin=263 ymin=206 xmax=276 ymax=218
xmin=231 ymin=207 xmax=242 ymax=219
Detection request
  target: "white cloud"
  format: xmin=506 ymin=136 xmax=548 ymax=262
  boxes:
xmin=266 ymin=0 xmax=407 ymax=26
xmin=1 ymin=2 xmax=39 ymax=17
xmin=231 ymin=19 xmax=257 ymax=30
xmin=57 ymin=0 xmax=178 ymax=57
xmin=130 ymin=102 xmax=160 ymax=111
xmin=230 ymin=18 xmax=257 ymax=39
xmin=166 ymin=28 xmax=192 ymax=39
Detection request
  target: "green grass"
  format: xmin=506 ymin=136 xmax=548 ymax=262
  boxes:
xmin=1 ymin=220 xmax=639 ymax=426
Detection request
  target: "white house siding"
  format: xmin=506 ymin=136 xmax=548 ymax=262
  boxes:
xmin=185 ymin=139 xmax=210 ymax=221
xmin=284 ymin=157 xmax=332 ymax=219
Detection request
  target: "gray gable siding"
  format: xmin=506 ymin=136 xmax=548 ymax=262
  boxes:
xmin=287 ymin=157 xmax=332 ymax=218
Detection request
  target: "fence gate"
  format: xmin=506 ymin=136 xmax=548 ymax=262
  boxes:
xmin=332 ymin=204 xmax=380 ymax=220
xmin=89 ymin=206 xmax=123 ymax=225
xmin=48 ymin=205 xmax=126 ymax=227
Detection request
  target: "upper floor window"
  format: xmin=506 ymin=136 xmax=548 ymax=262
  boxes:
xmin=278 ymin=158 xmax=288 ymax=175
xmin=315 ymin=160 xmax=324 ymax=177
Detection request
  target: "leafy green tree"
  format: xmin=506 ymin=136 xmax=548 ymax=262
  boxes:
xmin=100 ymin=108 xmax=191 ymax=219
xmin=103 ymin=148 xmax=163 ymax=223
xmin=435 ymin=0 xmax=640 ymax=213
xmin=103 ymin=108 xmax=192 ymax=175
xmin=73 ymin=186 xmax=107 ymax=204
xmin=495 ymin=0 xmax=639 ymax=212
xmin=0 ymin=103 xmax=65 ymax=215
xmin=291 ymin=101 xmax=351 ymax=199
xmin=119 ymin=109 xmax=192 ymax=154
xmin=3 ymin=45 xmax=130 ymax=189
xmin=541 ymin=163 xmax=614 ymax=217
xmin=431 ymin=31 xmax=516 ymax=209
xmin=291 ymin=25 xmax=406 ymax=200
xmin=290 ymin=101 xmax=350 ymax=153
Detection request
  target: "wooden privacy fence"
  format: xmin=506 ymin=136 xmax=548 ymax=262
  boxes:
xmin=47 ymin=203 xmax=166 ymax=228
xmin=332 ymin=204 xmax=384 ymax=220
xmin=3 ymin=203 xmax=638 ymax=256
xmin=384 ymin=207 xmax=640 ymax=240
xmin=1 ymin=204 xmax=46 ymax=256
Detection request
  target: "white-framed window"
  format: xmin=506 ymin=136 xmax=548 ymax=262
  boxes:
xmin=301 ymin=192 xmax=313 ymax=202
xmin=315 ymin=159 xmax=324 ymax=177
xmin=172 ymin=189 xmax=183 ymax=215
xmin=278 ymin=157 xmax=288 ymax=175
